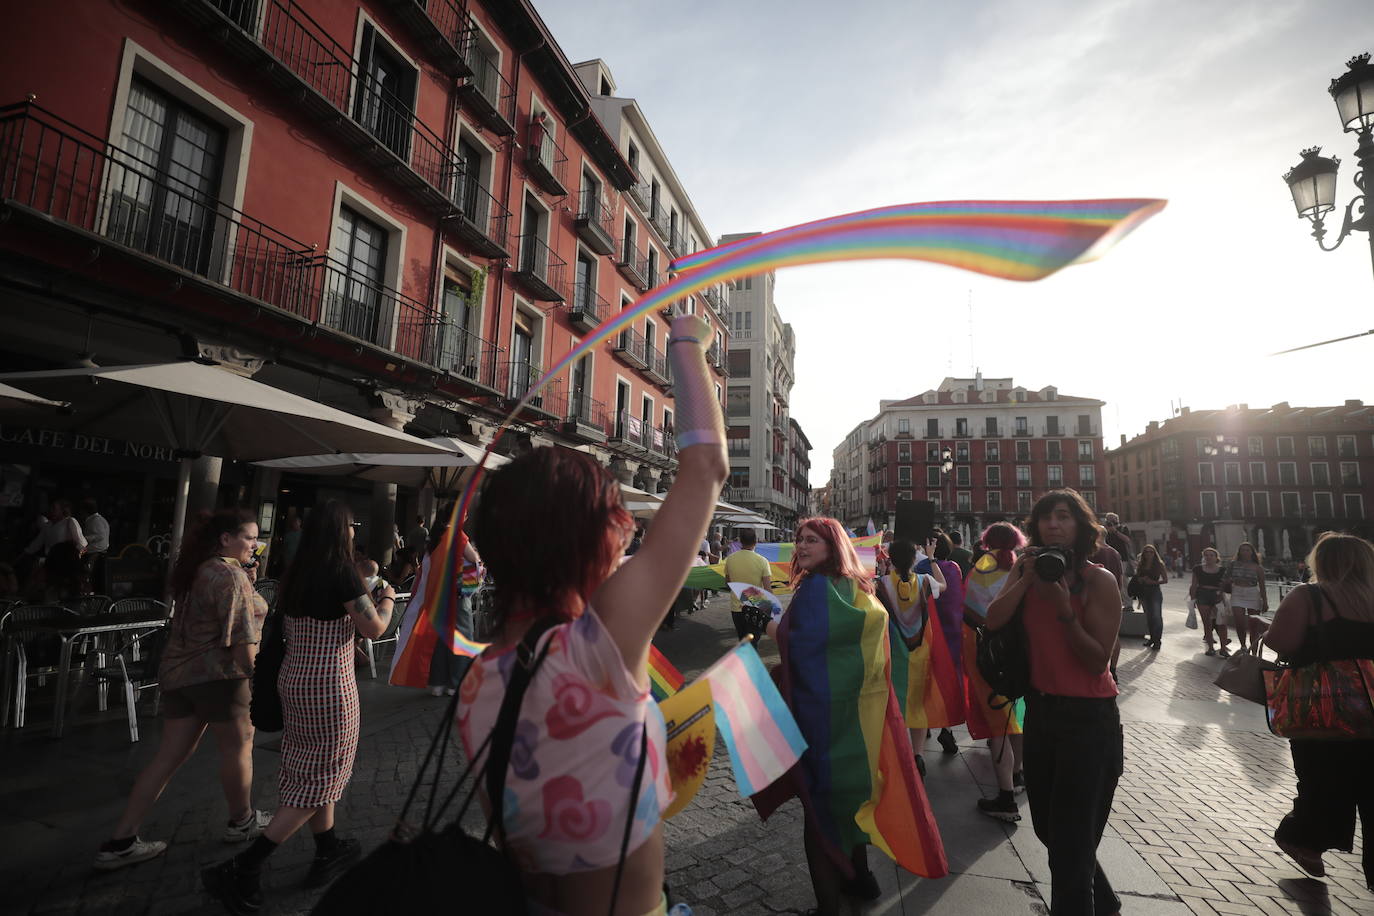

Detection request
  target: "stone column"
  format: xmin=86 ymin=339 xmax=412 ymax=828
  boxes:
xmin=189 ymin=455 xmax=223 ymax=516
xmin=609 ymin=458 xmax=640 ymax=486
xmin=366 ymin=391 xmax=420 ymax=566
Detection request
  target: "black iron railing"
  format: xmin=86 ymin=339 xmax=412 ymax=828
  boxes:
xmin=497 ymin=361 xmax=563 ymax=413
xmin=512 ymin=233 xmax=566 ymax=301
xmin=570 ymin=281 xmax=608 ymax=326
xmin=459 ymin=42 xmax=516 ymax=134
xmin=566 ymin=393 xmax=608 ymax=434
xmin=525 ymin=119 xmax=568 ymax=195
xmin=616 ymin=243 xmax=649 ymax=289
xmin=613 ymin=328 xmax=647 ymax=367
xmin=628 ymin=181 xmax=650 ymax=211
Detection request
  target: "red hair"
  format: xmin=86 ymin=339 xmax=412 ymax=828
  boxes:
xmin=979 ymin=521 xmax=1027 ymax=571
xmin=791 ymin=516 xmax=875 ymax=594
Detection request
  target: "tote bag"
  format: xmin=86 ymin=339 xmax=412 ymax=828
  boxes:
xmin=1262 ymin=585 xmax=1374 ymax=740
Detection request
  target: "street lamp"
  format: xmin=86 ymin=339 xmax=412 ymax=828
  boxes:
xmin=1283 ymin=52 xmax=1374 ymax=274
xmin=941 ymin=447 xmax=953 ymax=524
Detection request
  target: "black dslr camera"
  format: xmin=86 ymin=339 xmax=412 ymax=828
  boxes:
xmin=1029 ymin=546 xmax=1074 ymax=582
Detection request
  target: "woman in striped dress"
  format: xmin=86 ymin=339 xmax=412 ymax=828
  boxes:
xmin=203 ymin=500 xmax=395 ymax=913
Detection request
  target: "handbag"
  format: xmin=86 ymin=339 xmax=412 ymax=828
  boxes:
xmin=1185 ymin=599 xmax=1198 ymax=630
xmin=1126 ymin=577 xmax=1142 ymax=600
xmin=1262 ymin=585 xmax=1374 ymax=740
xmin=312 ymin=619 xmax=650 ymax=915
xmin=1213 ymin=650 xmax=1275 ymax=704
xmin=975 ymin=597 xmax=1030 ymax=707
xmin=250 ymin=607 xmax=285 ymax=732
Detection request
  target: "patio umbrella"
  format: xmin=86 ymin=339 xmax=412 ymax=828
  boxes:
xmin=254 ymin=436 xmax=508 ymax=491
xmin=0 ymin=361 xmax=449 ymax=563
xmin=0 ymin=381 xmax=67 ymax=411
xmin=620 ymin=483 xmax=665 ymax=519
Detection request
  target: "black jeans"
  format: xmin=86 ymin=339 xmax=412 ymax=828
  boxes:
xmin=428 ymin=595 xmax=475 ymax=689
xmin=1023 ymin=693 xmax=1124 ymax=916
xmin=1140 ymin=586 xmax=1163 ymax=644
xmin=1277 ymin=738 xmax=1374 ymax=887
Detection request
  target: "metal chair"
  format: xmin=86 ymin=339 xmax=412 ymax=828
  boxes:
xmin=88 ymin=626 xmax=168 ymax=743
xmin=1 ymin=605 xmax=79 ymax=728
xmin=107 ymin=597 xmax=169 ymax=617
xmin=69 ymin=595 xmax=112 ymax=616
xmin=361 ymin=596 xmax=408 ymax=680
xmin=253 ymin=579 xmax=279 ymax=610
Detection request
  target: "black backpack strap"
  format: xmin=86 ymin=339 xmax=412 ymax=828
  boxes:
xmin=484 ymin=617 xmax=559 ymax=843
xmin=607 ymin=721 xmax=649 ymax=916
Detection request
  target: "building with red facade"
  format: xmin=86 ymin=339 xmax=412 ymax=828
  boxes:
xmin=828 ymin=375 xmax=1105 ymax=537
xmin=0 ymin=0 xmax=729 ymax=561
xmin=1105 ymin=401 xmax=1374 ymax=563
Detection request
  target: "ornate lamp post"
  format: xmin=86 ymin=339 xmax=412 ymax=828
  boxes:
xmin=1283 ymin=52 xmax=1374 ymax=277
xmin=940 ymin=446 xmax=953 ymax=527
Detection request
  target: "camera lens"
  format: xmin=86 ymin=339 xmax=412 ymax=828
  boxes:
xmin=1033 ymin=548 xmax=1068 ymax=582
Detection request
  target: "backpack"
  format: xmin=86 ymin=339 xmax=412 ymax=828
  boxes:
xmin=974 ymin=600 xmax=1031 ymax=706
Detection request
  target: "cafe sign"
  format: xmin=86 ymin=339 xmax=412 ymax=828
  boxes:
xmin=0 ymin=425 xmax=177 ymax=462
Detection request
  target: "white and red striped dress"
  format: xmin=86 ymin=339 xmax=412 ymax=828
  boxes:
xmin=278 ymin=611 xmax=361 ymax=808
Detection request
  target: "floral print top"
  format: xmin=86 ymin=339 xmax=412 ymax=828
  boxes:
xmin=457 ymin=608 xmax=672 ymax=874
xmin=160 ymin=558 xmax=268 ymax=691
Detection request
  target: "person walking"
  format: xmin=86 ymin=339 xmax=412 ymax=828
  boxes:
xmin=985 ymin=490 xmax=1123 ymax=916
xmin=918 ymin=533 xmax=966 ymax=755
xmin=724 ymin=528 xmax=774 ymax=640
xmin=1101 ymin=513 xmax=1134 ymax=612
xmin=202 ymin=500 xmax=396 ymax=912
xmin=1226 ymin=542 xmax=1268 ymax=656
xmin=455 ymin=313 xmax=726 ymax=916
xmin=875 ymin=538 xmax=945 ymax=777
xmin=95 ymin=509 xmax=270 ymax=871
xmin=1264 ymin=532 xmax=1374 ymax=891
xmin=1133 ymin=545 xmax=1168 ymax=650
xmin=948 ymin=530 xmax=974 ymax=580
xmin=405 ymin=515 xmax=429 ymax=555
xmin=1189 ymin=547 xmax=1230 ymax=656
xmin=80 ymin=498 xmax=111 ymax=589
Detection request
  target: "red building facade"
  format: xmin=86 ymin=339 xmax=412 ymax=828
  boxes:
xmin=0 ymin=0 xmax=728 ymax=557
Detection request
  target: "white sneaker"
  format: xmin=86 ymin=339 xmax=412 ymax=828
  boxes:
xmin=93 ymin=837 xmax=168 ymax=870
xmin=222 ymin=809 xmax=272 ymax=843
xmin=428 ymin=686 xmax=445 ymax=697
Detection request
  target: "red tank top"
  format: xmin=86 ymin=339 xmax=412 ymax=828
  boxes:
xmin=1023 ymin=572 xmax=1118 ymax=698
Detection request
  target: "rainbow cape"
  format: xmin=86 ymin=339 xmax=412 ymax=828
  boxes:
xmin=754 ymin=574 xmax=947 ymax=879
xmin=962 ymin=554 xmax=1024 ymax=738
xmin=649 ymin=644 xmax=685 ymax=702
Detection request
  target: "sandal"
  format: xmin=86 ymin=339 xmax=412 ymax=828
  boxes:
xmin=1218 ymin=647 xmax=1231 ymax=658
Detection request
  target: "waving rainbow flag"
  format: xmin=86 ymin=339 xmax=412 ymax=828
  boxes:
xmin=755 ymin=574 xmax=948 ymax=879
xmin=648 ymin=644 xmax=685 ymax=702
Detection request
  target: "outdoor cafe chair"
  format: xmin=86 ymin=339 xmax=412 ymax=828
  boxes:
xmin=68 ymin=594 xmax=112 ymax=616
xmin=88 ymin=626 xmax=168 ymax=743
xmin=105 ymin=599 xmax=168 ymax=661
xmin=361 ymin=596 xmax=408 ymax=680
xmin=1 ymin=605 xmax=78 ymax=728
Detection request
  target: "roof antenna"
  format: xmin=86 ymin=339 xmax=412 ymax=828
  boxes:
xmin=967 ymin=290 xmax=975 ymax=375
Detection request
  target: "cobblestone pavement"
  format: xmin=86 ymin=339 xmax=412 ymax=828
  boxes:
xmin=2 ymin=581 xmax=1372 ymax=914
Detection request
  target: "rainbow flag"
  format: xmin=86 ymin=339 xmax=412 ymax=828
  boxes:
xmin=700 ymin=641 xmax=808 ymax=797
xmin=686 ymin=534 xmax=882 ymax=591
xmin=648 ymin=644 xmax=684 ymax=702
xmin=757 ymin=574 xmax=948 ymax=879
xmin=904 ymin=592 xmax=963 ymax=729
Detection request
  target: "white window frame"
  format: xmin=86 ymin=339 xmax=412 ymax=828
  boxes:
xmin=1344 ymin=493 xmax=1364 ymax=519
xmin=1048 ymin=465 xmax=1063 ymax=487
xmin=328 ymin=181 xmax=409 ymax=345
xmin=1277 ymin=461 xmax=1299 ymax=486
xmin=1314 ymin=491 xmax=1334 ymax=518
xmin=987 ymin=490 xmax=1002 ymax=512
xmin=1247 ymin=436 xmax=1263 ymax=456
xmin=1080 ymin=464 xmax=1096 ymax=485
xmin=1281 ymin=491 xmax=1301 ymax=517
xmin=1200 ymin=491 xmax=1218 ymax=517
xmin=1341 ymin=461 xmax=1361 ymax=486
xmin=956 ymin=491 xmax=971 ymax=512
xmin=1336 ymin=434 xmax=1357 ymax=457
xmin=1252 ymin=491 xmax=1270 ymax=517
xmin=1277 ymin=436 xmax=1295 ymax=457
xmin=1307 ymin=435 xmax=1328 ymax=458
xmin=1249 ymin=461 xmax=1266 ymax=485
xmin=1225 ymin=490 xmax=1244 ymax=518
xmin=349 ymin=13 xmax=420 ymax=126
xmin=1197 ymin=462 xmax=1215 ymax=485
xmin=986 ymin=465 xmax=1001 ymax=486
xmin=1016 ymin=465 xmax=1031 ymax=486
xmin=1223 ymin=461 xmax=1242 ymax=485
xmin=1310 ymin=462 xmax=1330 ymax=486
xmin=439 ymin=244 xmax=489 ymax=342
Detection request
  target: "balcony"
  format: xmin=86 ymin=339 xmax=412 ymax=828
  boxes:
xmin=701 ymin=286 xmax=724 ymax=315
xmin=173 ymin=0 xmax=468 ymax=219
xmin=456 ymin=43 xmax=516 ymax=136
xmin=615 ymin=244 xmax=649 ymax=291
xmin=446 ymin=166 xmax=511 ymax=258
xmin=524 ymin=119 xmax=568 ymax=197
xmin=612 ymin=328 xmax=649 ymax=370
xmin=495 ymin=361 xmax=561 ymax=421
xmin=667 ymin=227 xmax=688 ymax=260
xmin=569 ymin=282 xmax=608 ymax=332
xmin=608 ymin=409 xmax=648 ymax=454
xmin=561 ymin=394 xmax=608 ymax=444
xmin=510 ymin=235 xmax=566 ymax=302
xmin=375 ymin=0 xmax=473 ymax=78
xmin=649 ymin=210 xmax=672 ymax=245
xmin=644 ymin=423 xmax=676 ymax=464
xmin=644 ymin=346 xmax=670 ymax=388
xmin=708 ymin=344 xmax=725 ymax=375
xmin=0 ymin=101 xmax=503 ymax=394
xmin=627 ymin=181 xmax=650 ymax=212
xmin=575 ymin=191 xmax=615 ymax=256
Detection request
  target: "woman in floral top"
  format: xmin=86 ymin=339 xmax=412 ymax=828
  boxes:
xmin=95 ymin=509 xmax=270 ymax=871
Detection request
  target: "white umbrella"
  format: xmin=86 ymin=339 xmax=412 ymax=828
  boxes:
xmin=1281 ymin=529 xmax=1292 ymax=561
xmin=0 ymin=362 xmax=449 ymax=564
xmin=0 ymin=381 xmax=67 ymax=411
xmin=254 ymin=436 xmax=507 ymax=491
xmin=620 ymin=483 xmax=665 ymax=519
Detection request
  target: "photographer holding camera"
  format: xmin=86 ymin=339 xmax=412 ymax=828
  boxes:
xmin=985 ymin=490 xmax=1123 ymax=916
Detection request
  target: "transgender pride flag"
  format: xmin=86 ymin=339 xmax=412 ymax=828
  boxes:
xmin=702 ymin=641 xmax=807 ymax=797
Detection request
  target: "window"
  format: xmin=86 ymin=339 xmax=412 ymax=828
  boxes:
xmin=1048 ymin=465 xmax=1063 ymax=486
xmin=986 ymin=442 xmax=1000 ymax=461
xmin=955 ymin=442 xmax=970 ymax=462
xmin=1308 ymin=436 xmax=1328 ymax=458
xmin=898 ymin=467 xmax=912 ymax=486
xmin=1315 ymin=492 xmax=1334 ymax=518
xmin=1016 ymin=440 xmax=1031 ymax=462
xmin=1281 ymin=492 xmax=1301 ymax=516
xmin=1249 ymin=462 xmax=1266 ymax=485
xmin=1047 ymin=440 xmax=1062 ymax=462
xmin=927 ymin=443 xmax=942 ymax=462
xmin=1277 ymin=436 xmax=1295 ymax=457
xmin=1080 ymin=465 xmax=1095 ymax=485
xmin=647 ymin=247 xmax=659 ymax=286
xmin=898 ymin=418 xmax=910 ymax=434
xmin=898 ymin=442 xmax=911 ymax=462
xmin=727 ymin=427 xmax=750 ymax=457
xmin=1017 ymin=491 xmax=1033 ymax=513
xmin=111 ymin=78 xmax=227 ymax=275
xmin=439 ymin=266 xmax=478 ymax=375
xmin=727 ymin=348 xmax=750 ymax=378
xmin=957 ymin=492 xmax=971 ymax=512
xmin=1339 ymin=435 xmax=1358 ymax=457
xmin=509 ymin=310 xmax=538 ymax=399
xmin=987 ymin=491 xmax=1002 ymax=512
xmin=1311 ymin=462 xmax=1330 ymax=486
xmin=926 ymin=418 xmax=939 ymax=438
xmin=353 ymin=24 xmax=417 ymax=159
xmin=985 ymin=417 xmax=999 ymax=436
xmin=1198 ymin=463 xmax=1215 ymax=485
xmin=1078 ymin=440 xmax=1093 ymax=460
xmin=986 ymin=466 xmax=1001 ymax=486
xmin=1200 ymin=491 xmax=1218 ymax=517
xmin=927 ymin=466 xmax=941 ymax=486
xmin=1014 ymin=416 xmax=1028 ymax=436
xmin=929 ymin=491 xmax=942 ymax=511
xmin=1077 ymin=415 xmax=1092 ymax=435
xmin=1016 ymin=465 xmax=1031 ymax=486
xmin=1225 ymin=491 xmax=1243 ymax=518
xmin=1046 ymin=416 xmax=1060 ymax=436
xmin=898 ymin=491 xmax=912 ymax=502
xmin=1342 ymin=462 xmax=1361 ymax=486
xmin=1345 ymin=493 xmax=1365 ymax=519
xmin=649 ymin=178 xmax=661 ymax=218
xmin=1278 ymin=462 xmax=1298 ymax=485
xmin=956 ymin=417 xmax=969 ymax=437
xmin=326 ymin=205 xmax=389 ymax=342
xmin=727 ymin=386 xmax=750 ymax=417
xmin=1224 ymin=462 xmax=1241 ymax=485
xmin=1248 ymin=436 xmax=1263 ymax=456
xmin=956 ymin=466 xmax=970 ymax=487
xmin=729 ymin=467 xmax=750 ymax=488
xmin=1252 ymin=492 xmax=1270 ymax=517
xmin=626 ymin=141 xmax=639 ymax=173
xmin=621 ymin=216 xmax=636 ymax=263
xmin=1082 ymin=490 xmax=1096 ymax=509
xmin=1195 ymin=437 xmax=1211 ymax=456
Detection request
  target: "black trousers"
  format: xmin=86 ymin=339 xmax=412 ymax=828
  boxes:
xmin=1277 ymin=738 xmax=1374 ymax=887
xmin=1023 ymin=692 xmax=1123 ymax=916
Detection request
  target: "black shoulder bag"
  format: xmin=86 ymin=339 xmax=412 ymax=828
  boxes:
xmin=313 ymin=619 xmax=650 ymax=916
xmin=974 ymin=595 xmax=1031 ymax=708
xmin=249 ymin=607 xmax=285 ymax=733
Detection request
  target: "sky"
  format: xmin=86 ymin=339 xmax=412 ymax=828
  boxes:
xmin=535 ymin=0 xmax=1374 ymax=487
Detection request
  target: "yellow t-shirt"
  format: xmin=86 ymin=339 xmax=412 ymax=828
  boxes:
xmin=724 ymin=548 xmax=774 ymax=611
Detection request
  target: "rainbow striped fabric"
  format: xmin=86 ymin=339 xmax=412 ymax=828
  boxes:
xmin=648 ymin=644 xmax=685 ymax=702
xmin=765 ymin=574 xmax=948 ymax=879
xmin=701 ymin=641 xmax=808 ymax=797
